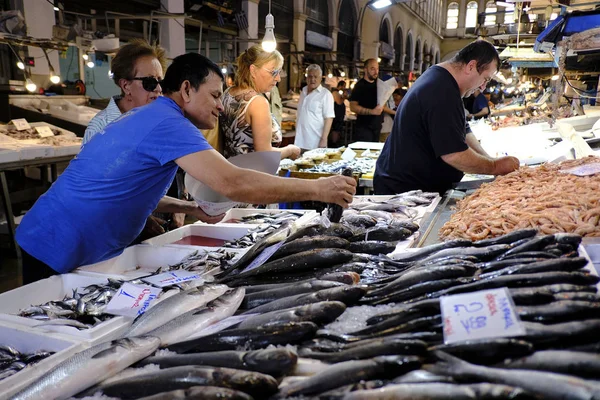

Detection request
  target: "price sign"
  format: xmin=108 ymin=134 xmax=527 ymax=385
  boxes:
xmin=105 ymin=282 xmax=162 ymax=318
xmin=10 ymin=119 xmax=31 ymax=131
xmin=142 ymin=270 xmax=203 ymax=288
xmin=35 ymin=126 xmax=55 ymax=138
xmin=440 ymin=288 xmax=526 ymax=344
xmin=242 ymin=241 xmax=285 ymax=273
xmin=341 ymin=147 xmax=356 ymax=161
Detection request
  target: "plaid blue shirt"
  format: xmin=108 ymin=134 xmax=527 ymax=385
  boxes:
xmin=82 ymin=96 xmax=122 ymax=146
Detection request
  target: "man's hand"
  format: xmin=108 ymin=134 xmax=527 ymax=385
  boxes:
xmin=144 ymin=215 xmax=166 ymax=237
xmin=316 ymin=175 xmax=356 ymax=207
xmin=170 ymin=212 xmax=186 ymax=230
xmin=318 ymin=138 xmax=328 ymax=148
xmin=371 ymin=105 xmax=384 ymax=116
xmin=493 ymin=156 xmax=520 ymax=175
xmin=285 ymin=144 xmax=302 ymax=160
xmin=185 ymin=202 xmax=225 ymax=224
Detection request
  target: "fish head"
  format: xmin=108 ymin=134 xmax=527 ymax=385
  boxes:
xmin=244 ymin=348 xmax=298 ymax=373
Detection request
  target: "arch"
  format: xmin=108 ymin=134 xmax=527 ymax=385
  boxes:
xmin=422 ymin=40 xmax=428 ymax=71
xmin=379 ymin=12 xmax=393 ymax=45
xmin=465 ymin=1 xmax=478 ymax=28
xmin=327 ymin=0 xmax=337 ymax=27
xmin=337 ymin=0 xmax=357 ymax=61
xmin=404 ymin=31 xmax=413 ymax=71
xmin=306 ymin=0 xmax=330 ymax=36
xmin=394 ymin=24 xmax=404 ymax=69
xmin=446 ymin=1 xmax=459 ymax=29
xmin=415 ymin=37 xmax=421 ymax=72
xmin=484 ymin=1 xmax=497 ymax=26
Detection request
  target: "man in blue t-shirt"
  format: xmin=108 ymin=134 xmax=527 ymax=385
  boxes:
xmin=374 ymin=40 xmax=519 ymax=196
xmin=16 ymin=53 xmax=357 ymax=283
xmin=467 ymin=89 xmax=490 ymax=120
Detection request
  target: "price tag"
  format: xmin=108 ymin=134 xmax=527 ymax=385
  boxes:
xmin=561 ymin=163 xmax=600 ymax=177
xmin=185 ymin=314 xmax=259 ymax=340
xmin=142 ymin=270 xmax=203 ymax=288
xmin=341 ymin=147 xmax=356 ymax=161
xmin=35 ymin=126 xmax=55 ymax=138
xmin=10 ymin=119 xmax=31 ymax=131
xmin=440 ymin=288 xmax=525 ymax=344
xmin=242 ymin=241 xmax=285 ymax=273
xmin=105 ymin=282 xmax=162 ymax=318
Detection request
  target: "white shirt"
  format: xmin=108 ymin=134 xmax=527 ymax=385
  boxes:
xmin=82 ymin=95 xmax=122 ymax=146
xmin=294 ymin=85 xmax=335 ymax=149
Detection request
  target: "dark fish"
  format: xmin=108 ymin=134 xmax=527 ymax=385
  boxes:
xmin=240 ymin=286 xmax=366 ymax=315
xmin=347 ymin=241 xmax=397 ymax=255
xmin=87 ymin=365 xmax=278 ymax=399
xmin=477 ymin=257 xmax=588 ymax=279
xmin=132 ymin=386 xmax=253 ymax=400
xmin=554 ymin=233 xmax=582 ymax=246
xmin=166 ymin=321 xmax=318 ymax=354
xmin=389 ymin=219 xmax=420 ymax=233
xmin=553 ymin=292 xmax=600 ymax=302
xmin=357 ymin=308 xmax=439 ymax=335
xmin=314 ymin=380 xmax=386 ymax=400
xmin=541 ymin=283 xmax=598 ymax=294
xmin=501 ymin=251 xmax=559 ymax=260
xmin=508 ymin=287 xmax=556 ymax=305
xmin=303 ymin=331 xmax=443 ymax=350
xmin=327 ymin=167 xmax=353 ymax=223
xmin=392 ymin=239 xmax=472 ymax=262
xmin=366 ymin=299 xmax=441 ymax=325
xmin=498 ymin=350 xmax=600 ymax=379
xmin=137 ymin=348 xmax=297 ymax=377
xmin=392 ymin=369 xmax=455 ymax=384
xmin=430 ymin=339 xmax=534 ymax=364
xmin=271 ymin=236 xmax=349 ymax=260
xmin=340 ymin=315 xmax=442 ymax=340
xmin=298 ymin=338 xmax=427 ymax=362
xmin=236 ymin=301 xmax=346 ymax=330
xmin=428 ymin=350 xmax=600 ymax=400
xmin=480 ymin=258 xmax=546 ymax=273
xmin=275 ymin=356 xmax=421 ymax=398
xmin=341 ymin=213 xmax=378 ymax=228
xmin=242 ymin=281 xmax=347 ymax=309
xmin=366 ymin=279 xmax=463 ymax=305
xmin=420 ymin=244 xmax=510 ymax=263
xmin=521 ymin=319 xmax=600 ymax=347
xmin=473 ymin=229 xmax=537 ymax=247
xmin=517 ymin=301 xmax=600 ymax=323
xmin=319 ymin=272 xmax=361 ymax=285
xmin=243 ymin=279 xmax=347 ymax=295
xmin=497 ymin=235 xmax=556 ymax=260
xmin=349 ymin=226 xmax=412 ymax=243
xmin=286 ymin=223 xmax=355 ymax=242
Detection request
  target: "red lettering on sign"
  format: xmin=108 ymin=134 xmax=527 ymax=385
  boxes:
xmin=486 ymin=293 xmax=497 ymax=316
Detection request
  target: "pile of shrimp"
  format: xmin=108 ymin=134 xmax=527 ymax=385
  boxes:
xmin=440 ymin=156 xmax=600 ymax=241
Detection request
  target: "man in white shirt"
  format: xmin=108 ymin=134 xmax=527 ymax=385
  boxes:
xmin=295 ymin=64 xmax=335 ymax=150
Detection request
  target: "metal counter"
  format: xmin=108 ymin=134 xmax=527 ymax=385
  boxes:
xmin=415 ymin=190 xmax=467 ymax=248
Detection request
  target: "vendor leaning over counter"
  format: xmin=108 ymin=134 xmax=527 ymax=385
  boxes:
xmin=374 ymin=40 xmax=520 ymax=195
xmin=15 ymin=53 xmax=356 ymax=284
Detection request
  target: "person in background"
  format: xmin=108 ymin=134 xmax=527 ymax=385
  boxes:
xmin=16 ymin=53 xmax=356 ymax=283
xmin=467 ymin=88 xmax=490 ymax=120
xmin=268 ymin=84 xmax=283 ymax=127
xmin=226 ymin=73 xmax=236 ymax=88
xmin=330 ymin=80 xmax=347 ymax=147
xmin=294 ymin=64 xmax=335 ymax=150
xmin=220 ymin=45 xmax=300 ymax=160
xmin=349 ymin=58 xmax=384 ymax=142
xmin=392 ymin=88 xmax=407 ymax=110
xmin=374 ymin=40 xmax=519 ymax=196
xmin=380 ymin=78 xmax=403 ymax=142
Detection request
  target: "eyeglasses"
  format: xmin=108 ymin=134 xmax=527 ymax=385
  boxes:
xmin=262 ymin=67 xmax=282 ymax=78
xmin=132 ymin=76 xmax=163 ymax=92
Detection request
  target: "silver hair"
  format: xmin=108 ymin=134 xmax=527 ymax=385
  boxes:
xmin=306 ymin=64 xmax=322 ymax=75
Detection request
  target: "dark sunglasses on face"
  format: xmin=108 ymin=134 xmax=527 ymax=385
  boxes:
xmin=132 ymin=76 xmax=163 ymax=92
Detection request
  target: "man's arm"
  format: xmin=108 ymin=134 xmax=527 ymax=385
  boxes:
xmin=382 ymin=105 xmax=396 ymax=116
xmin=350 ymin=101 xmax=383 ymax=116
xmin=319 ymin=118 xmax=334 ymax=147
xmin=442 ymin=148 xmax=519 ymax=175
xmin=469 ymin=106 xmax=490 ymax=119
xmin=465 ymin=132 xmax=490 ymax=158
xmin=176 ymin=149 xmax=356 ymax=207
xmin=155 ymin=196 xmax=223 ymax=223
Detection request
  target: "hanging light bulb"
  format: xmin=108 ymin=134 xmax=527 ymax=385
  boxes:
xmin=261 ymin=0 xmax=276 ymax=52
xmin=25 ymin=78 xmax=37 ymax=92
xmin=87 ymin=61 xmax=95 ymax=68
xmin=221 ymin=66 xmax=228 ymax=74
xmin=50 ymin=73 xmax=61 ymax=84
xmin=16 ymin=61 xmax=25 ymax=70
xmin=551 ymin=74 xmax=560 ymax=81
xmin=340 ymin=71 xmax=346 ymax=77
xmin=327 ymin=73 xmax=333 ymax=79
xmin=8 ymin=43 xmax=26 ymax=70
xmin=82 ymin=53 xmax=89 ymax=61
xmin=377 ymin=57 xmax=382 ymax=63
xmin=42 ymin=48 xmax=61 ymax=84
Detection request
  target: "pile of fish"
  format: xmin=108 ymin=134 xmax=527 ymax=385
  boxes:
xmin=222 ymin=223 xmax=288 ymax=249
xmin=159 ymin=248 xmax=238 ymax=274
xmin=0 ymin=346 xmax=53 ymax=382
xmin=302 ymin=158 xmax=376 ymax=175
xmin=237 ymin=211 xmax=306 ymax=225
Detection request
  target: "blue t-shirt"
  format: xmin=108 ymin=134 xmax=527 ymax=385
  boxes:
xmin=16 ymin=97 xmax=212 ymax=273
xmin=472 ymin=93 xmax=489 ymax=118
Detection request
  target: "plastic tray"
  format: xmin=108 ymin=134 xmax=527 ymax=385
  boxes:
xmin=211 ymin=208 xmax=316 ymax=225
xmin=143 ymin=224 xmax=252 ymax=247
xmin=0 ymin=322 xmax=86 ymax=399
xmin=0 ymin=274 xmax=130 ymax=344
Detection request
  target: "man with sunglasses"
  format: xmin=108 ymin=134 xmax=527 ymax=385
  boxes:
xmin=374 ymin=40 xmax=519 ymax=196
xmin=16 ymin=53 xmax=357 ymax=282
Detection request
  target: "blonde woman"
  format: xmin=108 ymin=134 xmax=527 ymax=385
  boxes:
xmin=221 ymin=45 xmax=300 ymax=159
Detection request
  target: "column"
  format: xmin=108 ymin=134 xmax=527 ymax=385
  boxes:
xmin=290 ymin=12 xmax=307 ymax=91
xmin=22 ymin=0 xmax=60 ymax=85
xmin=329 ymin=26 xmax=339 ymax=62
xmin=160 ymin=0 xmax=185 ymax=59
xmin=457 ymin=0 xmax=467 ymax=37
xmin=239 ymin=0 xmax=259 ymax=52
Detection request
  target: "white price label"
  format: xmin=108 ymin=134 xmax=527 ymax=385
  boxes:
xmin=341 ymin=147 xmax=356 ymax=161
xmin=440 ymin=288 xmax=526 ymax=344
xmin=242 ymin=241 xmax=285 ymax=273
xmin=186 ymin=314 xmax=259 ymax=340
xmin=142 ymin=270 xmax=203 ymax=288
xmin=35 ymin=126 xmax=55 ymax=138
xmin=105 ymin=282 xmax=162 ymax=318
xmin=10 ymin=119 xmax=31 ymax=131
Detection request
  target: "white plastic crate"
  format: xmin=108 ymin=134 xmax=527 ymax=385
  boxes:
xmin=143 ymin=224 xmax=251 ymax=247
xmin=76 ymin=244 xmax=247 ymax=280
xmin=0 ymin=274 xmax=130 ymax=344
xmin=0 ymin=322 xmax=86 ymax=399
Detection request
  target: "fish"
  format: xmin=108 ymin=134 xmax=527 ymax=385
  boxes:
xmin=497 ymin=235 xmax=556 ymax=260
xmin=553 ymin=292 xmax=600 ymax=302
xmin=298 ymin=338 xmax=427 ymax=362
xmin=356 ymin=308 xmax=440 ymax=335
xmin=165 ymin=321 xmax=318 ymax=353
xmin=497 ymin=350 xmax=600 ymax=379
xmin=365 ymin=279 xmax=463 ymax=305
xmin=430 ymin=339 xmax=534 ymax=364
xmin=392 ymin=369 xmax=455 ymax=384
xmin=341 ymin=213 xmax=378 ymax=228
xmin=349 ymin=226 xmax=412 ymax=242
xmin=132 ymin=385 xmax=253 ymax=400
xmin=137 ymin=348 xmax=297 ymax=377
xmin=236 ymin=301 xmax=347 ymax=330
xmin=125 ymin=284 xmax=229 ymax=338
xmin=242 ymin=281 xmax=348 ymax=309
xmin=507 ymin=287 xmax=556 ymax=305
xmin=479 ymin=258 xmax=546 ymax=273
xmin=347 ymin=241 xmax=397 ymax=255
xmin=472 ymin=229 xmax=538 ymax=247
xmin=327 ymin=167 xmax=354 ymax=223
xmin=275 ymin=356 xmax=421 ymax=398
xmin=84 ymin=365 xmax=278 ymax=399
xmin=271 ymin=236 xmax=350 ymax=260
xmin=286 ymin=222 xmax=355 ymax=242
xmin=477 ymin=257 xmax=589 ymax=279
xmin=11 ymin=336 xmax=160 ymax=400
xmin=145 ymin=288 xmax=245 ymax=346
xmin=427 ymin=350 xmax=600 ymax=400
xmin=420 ymin=244 xmax=511 ymax=263
xmin=391 ymin=239 xmax=472 ymax=262
xmin=240 ymin=286 xmax=366 ymax=315
xmin=365 ymin=298 xmax=441 ymax=325
xmin=315 ymin=380 xmax=386 ymax=400
xmin=319 ymin=315 xmax=442 ymax=341
xmin=517 ymin=301 xmax=600 ymax=323
xmin=291 ymin=357 xmax=331 ymax=376
xmin=521 ymin=319 xmax=600 ymax=347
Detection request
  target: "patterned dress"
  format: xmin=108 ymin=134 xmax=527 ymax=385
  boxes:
xmin=220 ymin=88 xmax=282 ymax=159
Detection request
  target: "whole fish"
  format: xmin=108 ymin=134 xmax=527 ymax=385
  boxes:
xmin=388 ymin=219 xmax=420 ymax=232
xmin=517 ymin=300 xmax=600 ymax=323
xmin=366 ymin=298 xmax=441 ymax=325
xmin=497 ymin=235 xmax=556 ymax=259
xmin=286 ymin=222 xmax=355 ymax=242
xmin=430 ymin=339 xmax=534 ymax=364
xmin=498 ymin=350 xmax=600 ymax=379
xmin=328 ymin=315 xmax=442 ymax=341
xmin=11 ymin=336 xmax=160 ymax=400
xmin=472 ymin=229 xmax=538 ymax=247
xmin=242 ymin=278 xmax=349 ymax=294
xmin=137 ymin=348 xmax=297 ymax=377
xmin=133 ymin=386 xmax=253 ymax=400
xmin=392 ymin=369 xmax=455 ymax=384
xmin=328 ymin=167 xmax=354 ymax=223
xmin=479 ymin=258 xmax=546 ymax=273
xmin=420 ymin=244 xmax=510 ymax=263
xmin=347 ymin=241 xmax=397 ymax=255
xmin=240 ymin=286 xmax=366 ymax=315
xmin=341 ymin=213 xmax=378 ymax=228
xmin=477 ymin=257 xmax=589 ymax=279
xmin=166 ymin=321 xmax=318 ymax=353
xmin=507 ymin=287 xmax=556 ymax=305
xmin=236 ymin=301 xmax=347 ymax=330
xmin=349 ymin=226 xmax=412 ymax=242
xmin=275 ymin=356 xmax=421 ymax=398
xmin=298 ymin=338 xmax=427 ymax=363
xmin=85 ymin=365 xmax=278 ymax=399
xmin=125 ymin=284 xmax=228 ymax=338
xmin=554 ymin=292 xmax=600 ymax=302
xmin=428 ymin=350 xmax=600 ymax=400
xmin=366 ymin=279 xmax=462 ymax=305
xmin=146 ymin=288 xmax=245 ymax=346
xmin=356 ymin=308 xmax=439 ymax=335
xmin=315 ymin=380 xmax=386 ymax=399
xmin=392 ymin=239 xmax=472 ymax=262
xmin=271 ymin=236 xmax=350 ymax=260
xmin=521 ymin=319 xmax=600 ymax=347
xmin=242 ymin=281 xmax=347 ymax=309
xmin=502 ymin=251 xmax=559 ymax=260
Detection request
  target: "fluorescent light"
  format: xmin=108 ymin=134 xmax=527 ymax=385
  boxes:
xmin=377 ymin=57 xmax=382 ymax=63
xmin=496 ymin=1 xmax=513 ymax=7
xmin=372 ymin=0 xmax=392 ymax=9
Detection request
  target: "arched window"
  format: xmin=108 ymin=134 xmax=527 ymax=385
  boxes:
xmin=415 ymin=39 xmax=421 ymax=72
xmin=484 ymin=1 xmax=496 ymax=26
xmin=337 ymin=0 xmax=356 ymax=61
xmin=435 ymin=50 xmax=440 ymax=64
xmin=465 ymin=1 xmax=478 ymax=28
xmin=306 ymin=0 xmax=329 ymax=35
xmin=379 ymin=18 xmax=390 ymax=43
xmin=422 ymin=42 xmax=428 ymax=71
xmin=446 ymin=2 xmax=459 ymax=29
xmin=394 ymin=27 xmax=404 ymax=68
xmin=504 ymin=4 xmax=515 ymax=24
xmin=404 ymin=33 xmax=413 ymax=71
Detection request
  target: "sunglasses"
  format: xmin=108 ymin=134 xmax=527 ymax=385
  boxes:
xmin=132 ymin=76 xmax=163 ymax=92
